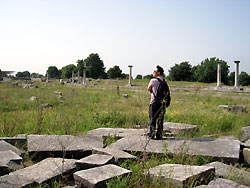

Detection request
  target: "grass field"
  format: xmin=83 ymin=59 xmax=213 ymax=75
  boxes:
xmin=0 ymin=79 xmax=250 ymax=187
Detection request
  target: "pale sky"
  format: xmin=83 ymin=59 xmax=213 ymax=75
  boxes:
xmin=1 ymin=0 xmax=250 ymax=77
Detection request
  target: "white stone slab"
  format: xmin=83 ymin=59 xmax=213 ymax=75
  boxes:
xmin=107 ymin=136 xmax=240 ymax=164
xmin=147 ymin=164 xmax=214 ymax=187
xmin=92 ymin=147 xmax=136 ymax=161
xmin=0 ymin=140 xmax=24 ymax=156
xmin=74 ymin=164 xmax=131 ymax=187
xmin=86 ymin=128 xmax=147 ymax=138
xmin=204 ymin=162 xmax=250 ymax=186
xmin=76 ymin=154 xmax=114 ymax=169
xmin=163 ymin=122 xmax=198 ymax=134
xmin=243 ymin=148 xmax=250 ymax=164
xmin=27 ymin=135 xmax=103 ymax=159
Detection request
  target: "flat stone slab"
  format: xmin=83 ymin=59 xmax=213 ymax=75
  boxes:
xmin=74 ymin=164 xmax=131 ymax=187
xmin=0 ymin=137 xmax=26 ymax=146
xmin=86 ymin=128 xmax=147 ymax=138
xmin=0 ymin=150 xmax=23 ymax=174
xmin=163 ymin=122 xmax=198 ymax=134
xmin=204 ymin=162 xmax=250 ymax=186
xmin=196 ymin=178 xmax=249 ymax=188
xmin=0 ymin=158 xmax=76 ymax=187
xmin=147 ymin=164 xmax=214 ymax=187
xmin=107 ymin=136 xmax=240 ymax=164
xmin=0 ymin=174 xmax=35 ymax=188
xmin=76 ymin=154 xmax=114 ymax=169
xmin=27 ymin=135 xmax=103 ymax=159
xmin=92 ymin=147 xmax=136 ymax=161
xmin=0 ymin=140 xmax=24 ymax=156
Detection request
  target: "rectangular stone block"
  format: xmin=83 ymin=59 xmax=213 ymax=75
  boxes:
xmin=27 ymin=135 xmax=103 ymax=159
xmin=147 ymin=164 xmax=214 ymax=187
xmin=86 ymin=128 xmax=146 ymax=138
xmin=76 ymin=154 xmax=114 ymax=169
xmin=92 ymin=147 xmax=136 ymax=161
xmin=0 ymin=140 xmax=24 ymax=156
xmin=204 ymin=162 xmax=250 ymax=186
xmin=163 ymin=122 xmax=198 ymax=134
xmin=74 ymin=164 xmax=131 ymax=187
xmin=107 ymin=136 xmax=240 ymax=164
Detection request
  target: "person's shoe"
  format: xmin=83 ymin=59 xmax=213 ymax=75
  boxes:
xmin=147 ymin=132 xmax=155 ymax=139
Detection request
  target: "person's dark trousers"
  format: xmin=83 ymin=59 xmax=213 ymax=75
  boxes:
xmin=148 ymin=101 xmax=165 ymax=139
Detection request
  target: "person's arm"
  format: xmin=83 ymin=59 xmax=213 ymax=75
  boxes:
xmin=147 ymin=80 xmax=153 ymax=93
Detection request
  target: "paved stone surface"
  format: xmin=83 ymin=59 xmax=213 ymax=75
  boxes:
xmin=76 ymin=154 xmax=114 ymax=169
xmin=0 ymin=140 xmax=24 ymax=156
xmin=196 ymin=178 xmax=249 ymax=188
xmin=0 ymin=136 xmax=26 ymax=146
xmin=204 ymin=162 xmax=250 ymax=186
xmin=27 ymin=135 xmax=103 ymax=159
xmin=241 ymin=126 xmax=250 ymax=142
xmin=74 ymin=164 xmax=131 ymax=187
xmin=243 ymin=148 xmax=250 ymax=164
xmin=107 ymin=136 xmax=240 ymax=164
xmin=86 ymin=128 xmax=147 ymax=138
xmin=163 ymin=122 xmax=198 ymax=134
xmin=92 ymin=147 xmax=136 ymax=161
xmin=1 ymin=158 xmax=76 ymax=186
xmin=147 ymin=164 xmax=214 ymax=187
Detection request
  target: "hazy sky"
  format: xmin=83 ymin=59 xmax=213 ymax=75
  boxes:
xmin=1 ymin=0 xmax=250 ymax=77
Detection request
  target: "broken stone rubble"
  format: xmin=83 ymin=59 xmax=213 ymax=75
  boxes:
xmin=76 ymin=154 xmax=114 ymax=169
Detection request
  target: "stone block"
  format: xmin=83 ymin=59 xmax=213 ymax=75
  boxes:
xmin=204 ymin=162 xmax=250 ymax=186
xmin=76 ymin=154 xmax=114 ymax=169
xmin=92 ymin=147 xmax=136 ymax=161
xmin=107 ymin=136 xmax=240 ymax=164
xmin=0 ymin=150 xmax=22 ymax=165
xmin=74 ymin=164 xmax=131 ymax=187
xmin=195 ymin=178 xmax=249 ymax=188
xmin=0 ymin=174 xmax=35 ymax=188
xmin=163 ymin=122 xmax=198 ymax=134
xmin=5 ymin=158 xmax=76 ymax=185
xmin=219 ymin=105 xmax=231 ymax=111
xmin=147 ymin=164 xmax=214 ymax=187
xmin=86 ymin=128 xmax=146 ymax=138
xmin=241 ymin=126 xmax=250 ymax=142
xmin=243 ymin=148 xmax=250 ymax=164
xmin=27 ymin=135 xmax=103 ymax=159
xmin=0 ymin=136 xmax=26 ymax=146
xmin=0 ymin=140 xmax=24 ymax=156
xmin=232 ymin=105 xmax=246 ymax=113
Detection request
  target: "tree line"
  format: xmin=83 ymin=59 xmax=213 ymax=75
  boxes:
xmin=15 ymin=55 xmax=250 ymax=86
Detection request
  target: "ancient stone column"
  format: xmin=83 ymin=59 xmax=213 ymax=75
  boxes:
xmin=83 ymin=69 xmax=87 ymax=86
xmin=77 ymin=70 xmax=80 ymax=84
xmin=217 ymin=61 xmax=222 ymax=87
xmin=46 ymin=71 xmax=49 ymax=82
xmin=72 ymin=70 xmax=74 ymax=83
xmin=234 ymin=61 xmax=240 ymax=88
xmin=128 ymin=65 xmax=133 ymax=86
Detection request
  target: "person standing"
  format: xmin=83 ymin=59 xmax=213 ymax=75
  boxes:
xmin=147 ymin=65 xmax=167 ymax=139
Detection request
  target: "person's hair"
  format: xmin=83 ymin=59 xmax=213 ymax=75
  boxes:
xmin=156 ymin=65 xmax=164 ymax=75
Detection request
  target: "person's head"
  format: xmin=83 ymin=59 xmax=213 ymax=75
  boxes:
xmin=153 ymin=65 xmax=164 ymax=77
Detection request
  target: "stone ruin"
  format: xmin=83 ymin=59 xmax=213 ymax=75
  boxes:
xmin=1 ymin=123 xmax=250 ymax=187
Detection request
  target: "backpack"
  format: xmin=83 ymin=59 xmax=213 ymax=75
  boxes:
xmin=154 ymin=78 xmax=171 ymax=108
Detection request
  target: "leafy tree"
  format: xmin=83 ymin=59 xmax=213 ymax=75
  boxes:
xmin=135 ymin=74 xmax=142 ymax=79
xmin=76 ymin=59 xmax=85 ymax=74
xmin=143 ymin=74 xmax=153 ymax=80
xmin=47 ymin=66 xmax=61 ymax=79
xmin=229 ymin=72 xmax=235 ymax=86
xmin=61 ymin=64 xmax=76 ymax=79
xmin=121 ymin=73 xmax=128 ymax=79
xmin=168 ymin=62 xmax=192 ymax=81
xmin=31 ymin=72 xmax=43 ymax=78
xmin=193 ymin=57 xmax=230 ymax=84
xmin=239 ymin=72 xmax=250 ymax=86
xmin=16 ymin=71 xmax=30 ymax=78
xmin=84 ymin=53 xmax=106 ymax=79
xmin=107 ymin=65 xmax=123 ymax=79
